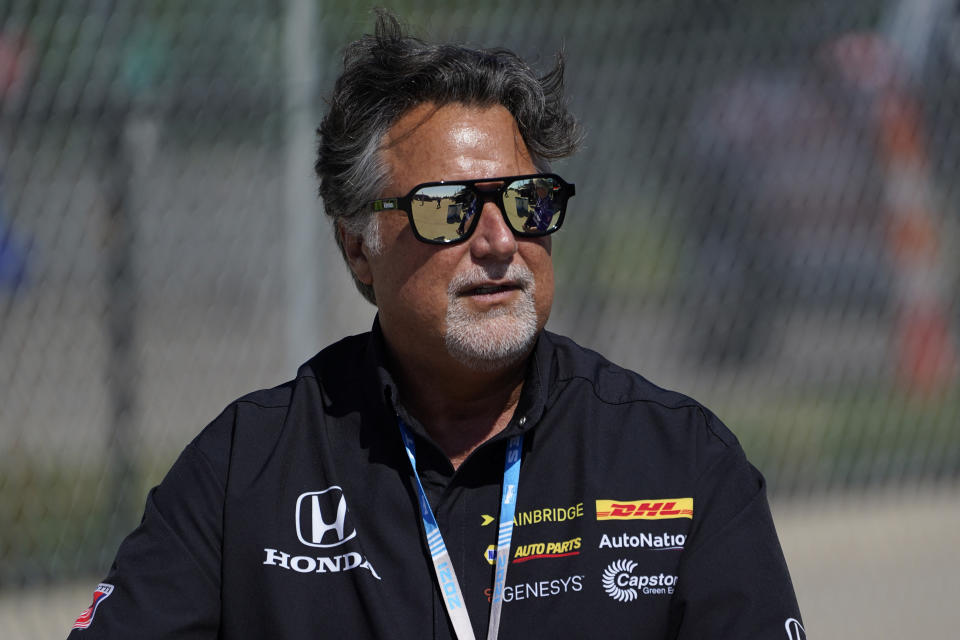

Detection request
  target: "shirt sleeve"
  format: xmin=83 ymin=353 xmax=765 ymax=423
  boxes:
xmin=66 ymin=415 xmax=230 ymax=639
xmin=668 ymin=415 xmax=805 ymax=639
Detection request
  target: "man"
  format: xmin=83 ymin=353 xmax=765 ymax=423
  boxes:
xmin=69 ymin=12 xmax=804 ymax=640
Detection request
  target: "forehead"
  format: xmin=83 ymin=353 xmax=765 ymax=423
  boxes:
xmin=380 ymin=102 xmax=537 ymax=194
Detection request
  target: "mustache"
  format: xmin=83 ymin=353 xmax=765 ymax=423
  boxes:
xmin=447 ymin=263 xmax=535 ymax=295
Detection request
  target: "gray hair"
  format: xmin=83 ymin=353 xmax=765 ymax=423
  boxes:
xmin=315 ymin=9 xmax=583 ymax=304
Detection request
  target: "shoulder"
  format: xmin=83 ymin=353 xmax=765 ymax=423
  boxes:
xmin=539 ymin=330 xmax=741 ymax=454
xmin=543 ymin=332 xmax=690 ymax=405
xmin=187 ymin=331 xmax=372 ymax=479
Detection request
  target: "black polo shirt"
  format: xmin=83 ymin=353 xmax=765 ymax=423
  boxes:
xmin=68 ymin=323 xmax=804 ymax=639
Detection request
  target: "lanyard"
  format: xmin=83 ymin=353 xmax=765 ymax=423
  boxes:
xmin=397 ymin=418 xmax=523 ymax=640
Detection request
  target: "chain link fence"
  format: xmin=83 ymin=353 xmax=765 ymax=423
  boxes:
xmin=1 ymin=0 xmax=958 ymax=636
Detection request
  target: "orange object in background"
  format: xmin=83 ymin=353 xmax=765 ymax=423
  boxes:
xmin=829 ymin=32 xmax=957 ymax=395
xmin=875 ymin=70 xmax=956 ymax=394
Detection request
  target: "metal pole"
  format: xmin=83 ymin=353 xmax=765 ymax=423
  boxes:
xmin=103 ymin=112 xmax=139 ymax=548
xmin=284 ymin=0 xmax=322 ymax=372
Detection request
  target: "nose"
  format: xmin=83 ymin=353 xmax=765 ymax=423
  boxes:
xmin=469 ymin=200 xmax=517 ymax=260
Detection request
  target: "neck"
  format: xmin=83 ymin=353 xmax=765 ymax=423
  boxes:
xmin=387 ymin=347 xmax=528 ymax=470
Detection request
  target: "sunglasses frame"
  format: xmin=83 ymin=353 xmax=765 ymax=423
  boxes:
xmin=368 ymin=172 xmax=575 ymax=245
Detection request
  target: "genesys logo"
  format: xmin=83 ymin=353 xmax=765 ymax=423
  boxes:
xmin=484 ymin=537 xmax=582 ymax=565
xmin=263 ymin=486 xmax=380 ymax=580
xmin=483 ymin=574 xmax=584 ymax=603
xmin=595 ymin=498 xmax=693 ymax=521
xmin=598 ymin=532 xmax=685 ymax=551
xmin=601 ymin=559 xmax=677 ymax=602
xmin=481 ymin=502 xmax=584 ymax=528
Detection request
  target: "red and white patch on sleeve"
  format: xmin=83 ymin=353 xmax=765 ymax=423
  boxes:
xmin=72 ymin=583 xmax=114 ymax=630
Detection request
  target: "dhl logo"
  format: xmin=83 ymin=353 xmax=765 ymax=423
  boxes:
xmin=595 ymin=498 xmax=693 ymax=520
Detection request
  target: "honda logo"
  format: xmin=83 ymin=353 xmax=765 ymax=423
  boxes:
xmin=295 ymin=487 xmax=357 ymax=548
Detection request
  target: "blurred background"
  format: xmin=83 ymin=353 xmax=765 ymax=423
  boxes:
xmin=1 ymin=0 xmax=958 ymax=638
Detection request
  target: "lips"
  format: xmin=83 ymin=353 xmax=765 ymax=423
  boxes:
xmin=460 ymin=282 xmax=521 ymax=297
xmin=447 ymin=264 xmax=536 ymax=301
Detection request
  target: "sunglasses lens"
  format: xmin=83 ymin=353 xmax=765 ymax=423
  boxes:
xmin=409 ymin=185 xmax=479 ymax=242
xmin=503 ymin=177 xmax=565 ymax=235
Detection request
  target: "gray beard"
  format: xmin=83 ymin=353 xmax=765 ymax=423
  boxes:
xmin=443 ymin=264 xmax=539 ymax=372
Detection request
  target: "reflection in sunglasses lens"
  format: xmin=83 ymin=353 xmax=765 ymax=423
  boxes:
xmin=410 ymin=185 xmax=479 ymax=242
xmin=504 ymin=178 xmax=561 ymax=234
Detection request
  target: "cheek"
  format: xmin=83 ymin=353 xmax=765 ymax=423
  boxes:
xmin=536 ymin=267 xmax=554 ymax=316
xmin=377 ymin=246 xmax=459 ymax=327
xmin=374 ymin=214 xmax=408 ymax=251
xmin=524 ymin=240 xmax=555 ymax=316
xmin=368 ymin=219 xmax=417 ymax=289
xmin=394 ymin=265 xmax=448 ymax=310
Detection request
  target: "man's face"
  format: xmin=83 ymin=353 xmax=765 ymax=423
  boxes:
xmin=343 ymin=102 xmax=555 ymax=372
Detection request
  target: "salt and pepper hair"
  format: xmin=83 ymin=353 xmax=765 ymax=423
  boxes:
xmin=315 ymin=9 xmax=583 ymax=304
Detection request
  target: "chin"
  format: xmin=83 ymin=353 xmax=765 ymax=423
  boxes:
xmin=443 ymin=297 xmax=539 ymax=372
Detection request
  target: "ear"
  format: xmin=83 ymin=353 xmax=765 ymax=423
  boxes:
xmin=339 ymin=221 xmax=374 ymax=286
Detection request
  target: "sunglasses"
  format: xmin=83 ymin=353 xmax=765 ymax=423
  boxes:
xmin=369 ymin=173 xmax=575 ymax=245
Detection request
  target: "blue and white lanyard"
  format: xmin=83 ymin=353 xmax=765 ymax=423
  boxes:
xmin=397 ymin=418 xmax=523 ymax=640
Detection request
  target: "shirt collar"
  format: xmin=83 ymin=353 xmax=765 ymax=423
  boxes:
xmin=362 ymin=315 xmax=550 ymax=444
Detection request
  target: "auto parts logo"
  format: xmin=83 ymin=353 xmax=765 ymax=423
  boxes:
xmin=513 ymin=536 xmax=581 ymax=563
xmin=602 ymin=559 xmax=677 ymax=602
xmin=296 ymin=486 xmax=356 ymax=548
